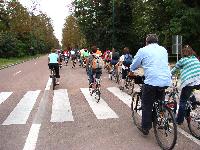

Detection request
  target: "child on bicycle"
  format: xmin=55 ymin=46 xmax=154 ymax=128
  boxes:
xmin=171 ymin=45 xmax=200 ymax=125
xmin=48 ymin=48 xmax=60 ymax=85
xmin=86 ymin=46 xmax=103 ymax=88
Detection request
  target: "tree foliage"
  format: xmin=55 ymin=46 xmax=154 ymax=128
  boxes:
xmin=0 ymin=0 xmax=59 ymax=58
xmin=72 ymin=0 xmax=200 ymax=56
xmin=62 ymin=15 xmax=85 ymax=49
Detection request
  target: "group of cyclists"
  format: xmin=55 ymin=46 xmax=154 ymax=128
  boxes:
xmin=48 ymin=34 xmax=200 ymax=139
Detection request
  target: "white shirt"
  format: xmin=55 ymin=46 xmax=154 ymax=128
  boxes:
xmin=119 ymin=55 xmax=129 ymax=70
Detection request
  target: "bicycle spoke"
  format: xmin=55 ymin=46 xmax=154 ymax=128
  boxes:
xmin=153 ymin=107 xmax=177 ymax=150
xmin=187 ymin=105 xmax=200 ymax=139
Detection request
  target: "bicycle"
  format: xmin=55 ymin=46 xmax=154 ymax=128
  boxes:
xmin=166 ymin=76 xmax=200 ymax=140
xmin=50 ymin=67 xmax=56 ymax=90
xmin=89 ymin=77 xmax=101 ymax=103
xmin=131 ymin=75 xmax=177 ymax=150
xmin=124 ymin=73 xmax=135 ymax=95
xmin=110 ymin=65 xmax=119 ymax=83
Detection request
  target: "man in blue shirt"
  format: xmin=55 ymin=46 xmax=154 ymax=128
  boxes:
xmin=130 ymin=34 xmax=171 ymax=135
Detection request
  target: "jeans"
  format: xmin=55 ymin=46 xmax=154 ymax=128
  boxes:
xmin=176 ymin=85 xmax=200 ymax=124
xmin=141 ymin=84 xmax=166 ymax=130
xmin=87 ymin=68 xmax=102 ymax=84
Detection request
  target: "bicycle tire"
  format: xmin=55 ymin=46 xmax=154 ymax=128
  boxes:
xmin=52 ymin=76 xmax=56 ymax=90
xmin=187 ymin=105 xmax=200 ymax=140
xmin=131 ymin=93 xmax=142 ymax=127
xmin=96 ymin=89 xmax=101 ymax=103
xmin=153 ymin=106 xmax=177 ymax=150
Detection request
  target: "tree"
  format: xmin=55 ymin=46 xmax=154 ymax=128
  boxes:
xmin=62 ymin=15 xmax=84 ymax=49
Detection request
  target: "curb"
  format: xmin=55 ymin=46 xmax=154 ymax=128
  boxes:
xmin=0 ymin=57 xmax=39 ymax=70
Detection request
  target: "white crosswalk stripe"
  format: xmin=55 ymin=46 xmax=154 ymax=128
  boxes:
xmin=51 ymin=89 xmax=74 ymax=122
xmin=107 ymin=87 xmax=132 ymax=108
xmin=80 ymin=88 xmax=119 ymax=119
xmin=2 ymin=90 xmax=40 ymax=125
xmin=0 ymin=92 xmax=12 ymax=105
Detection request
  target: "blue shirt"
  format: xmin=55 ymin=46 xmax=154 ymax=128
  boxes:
xmin=48 ymin=53 xmax=59 ymax=63
xmin=130 ymin=43 xmax=171 ymax=87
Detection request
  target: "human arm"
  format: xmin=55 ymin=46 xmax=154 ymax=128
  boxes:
xmin=171 ymin=59 xmax=183 ymax=75
xmin=130 ymin=50 xmax=143 ymax=72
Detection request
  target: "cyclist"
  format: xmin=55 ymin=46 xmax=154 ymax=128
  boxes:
xmin=109 ymin=48 xmax=120 ymax=79
xmin=57 ymin=49 xmax=62 ymax=68
xmin=171 ymin=45 xmax=200 ymax=125
xmin=79 ymin=48 xmax=85 ymax=66
xmin=86 ymin=46 xmax=103 ymax=88
xmin=48 ymin=48 xmax=60 ymax=85
xmin=70 ymin=49 xmax=76 ymax=68
xmin=104 ymin=49 xmax=112 ymax=71
xmin=129 ymin=34 xmax=171 ymax=135
xmin=116 ymin=47 xmax=132 ymax=90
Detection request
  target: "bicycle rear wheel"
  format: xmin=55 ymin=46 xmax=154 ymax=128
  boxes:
xmin=153 ymin=106 xmax=177 ymax=150
xmin=131 ymin=93 xmax=142 ymax=127
xmin=95 ymin=88 xmax=101 ymax=103
xmin=187 ymin=104 xmax=200 ymax=139
xmin=52 ymin=76 xmax=56 ymax=90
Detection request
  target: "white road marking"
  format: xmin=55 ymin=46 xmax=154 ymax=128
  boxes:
xmin=23 ymin=123 xmax=41 ymax=150
xmin=14 ymin=70 xmax=21 ymax=76
xmin=51 ymin=89 xmax=74 ymax=122
xmin=2 ymin=90 xmax=40 ymax=125
xmin=0 ymin=92 xmax=12 ymax=105
xmin=45 ymin=78 xmax=52 ymax=90
xmin=80 ymin=88 xmax=118 ymax=119
xmin=107 ymin=87 xmax=132 ymax=108
xmin=108 ymin=87 xmax=200 ymax=146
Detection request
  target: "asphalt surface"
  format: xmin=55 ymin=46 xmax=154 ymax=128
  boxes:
xmin=0 ymin=55 xmax=200 ymax=150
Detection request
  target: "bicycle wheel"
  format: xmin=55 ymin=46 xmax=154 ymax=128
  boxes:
xmin=131 ymin=93 xmax=142 ymax=127
xmin=187 ymin=104 xmax=200 ymax=140
xmin=153 ymin=106 xmax=177 ymax=150
xmin=52 ymin=76 xmax=56 ymax=90
xmin=95 ymin=88 xmax=101 ymax=103
xmin=127 ymin=80 xmax=134 ymax=95
xmin=125 ymin=77 xmax=134 ymax=95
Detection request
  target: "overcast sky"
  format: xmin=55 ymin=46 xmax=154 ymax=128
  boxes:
xmin=19 ymin=0 xmax=73 ymax=44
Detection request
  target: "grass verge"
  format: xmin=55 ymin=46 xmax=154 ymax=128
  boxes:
xmin=0 ymin=54 xmax=43 ymax=69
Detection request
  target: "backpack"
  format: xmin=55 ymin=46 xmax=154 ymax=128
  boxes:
xmin=92 ymin=55 xmax=104 ymax=69
xmin=123 ymin=54 xmax=133 ymax=67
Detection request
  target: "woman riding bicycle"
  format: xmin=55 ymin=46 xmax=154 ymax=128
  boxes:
xmin=171 ymin=45 xmax=200 ymax=125
xmin=48 ymin=48 xmax=60 ymax=85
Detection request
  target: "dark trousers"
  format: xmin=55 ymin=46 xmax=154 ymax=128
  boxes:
xmin=48 ymin=63 xmax=60 ymax=78
xmin=141 ymin=84 xmax=166 ymax=130
xmin=87 ymin=68 xmax=102 ymax=84
xmin=176 ymin=85 xmax=200 ymax=124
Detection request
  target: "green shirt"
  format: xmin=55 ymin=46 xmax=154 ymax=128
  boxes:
xmin=171 ymin=55 xmax=200 ymax=88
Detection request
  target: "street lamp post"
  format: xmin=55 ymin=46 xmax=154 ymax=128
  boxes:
xmin=112 ymin=0 xmax=115 ymax=48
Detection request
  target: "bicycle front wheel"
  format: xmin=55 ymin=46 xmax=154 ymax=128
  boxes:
xmin=153 ymin=106 xmax=177 ymax=150
xmin=187 ymin=105 xmax=200 ymax=140
xmin=131 ymin=93 xmax=142 ymax=127
xmin=95 ymin=88 xmax=101 ymax=103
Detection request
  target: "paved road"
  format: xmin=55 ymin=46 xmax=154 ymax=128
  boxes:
xmin=0 ymin=55 xmax=199 ymax=150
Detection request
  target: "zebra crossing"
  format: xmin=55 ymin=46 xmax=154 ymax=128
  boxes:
xmin=0 ymin=87 xmax=132 ymax=125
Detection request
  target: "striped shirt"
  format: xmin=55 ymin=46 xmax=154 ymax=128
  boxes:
xmin=171 ymin=55 xmax=200 ymax=88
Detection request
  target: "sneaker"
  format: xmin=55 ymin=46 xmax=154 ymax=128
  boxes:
xmin=56 ymin=82 xmax=60 ymax=85
xmin=138 ymin=126 xmax=149 ymax=135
